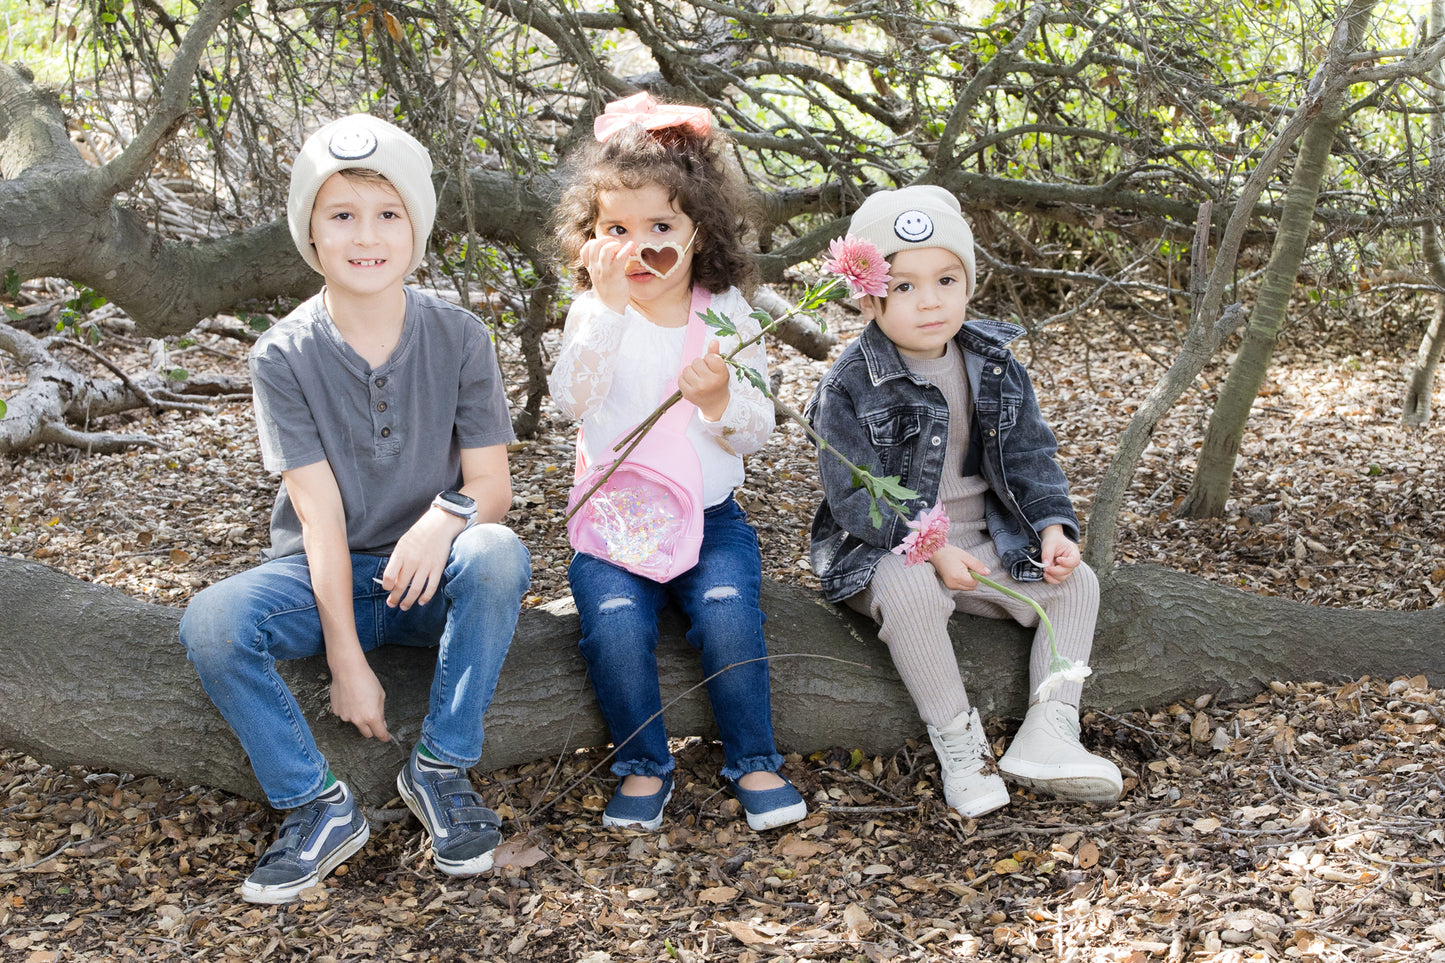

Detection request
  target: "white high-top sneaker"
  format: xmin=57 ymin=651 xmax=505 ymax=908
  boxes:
xmin=998 ymin=701 xmax=1123 ymax=803
xmin=926 ymin=708 xmax=1011 ymax=818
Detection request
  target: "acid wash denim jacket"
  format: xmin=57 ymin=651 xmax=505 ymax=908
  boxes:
xmin=805 ymin=318 xmax=1080 ymax=604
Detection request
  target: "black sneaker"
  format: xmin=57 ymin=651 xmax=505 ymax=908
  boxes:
xmin=240 ymin=783 xmax=370 ymax=904
xmin=396 ymin=746 xmax=503 ymax=875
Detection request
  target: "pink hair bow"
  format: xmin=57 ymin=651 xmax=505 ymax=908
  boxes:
xmin=593 ymin=92 xmax=711 ymax=143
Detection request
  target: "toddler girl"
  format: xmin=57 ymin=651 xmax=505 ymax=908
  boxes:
xmin=549 ymin=93 xmax=806 ymax=832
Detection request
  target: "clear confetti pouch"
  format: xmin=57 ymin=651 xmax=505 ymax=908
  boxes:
xmin=566 ymin=288 xmax=710 ymax=583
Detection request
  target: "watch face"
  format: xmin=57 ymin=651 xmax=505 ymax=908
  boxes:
xmin=439 ymin=490 xmax=476 ymax=509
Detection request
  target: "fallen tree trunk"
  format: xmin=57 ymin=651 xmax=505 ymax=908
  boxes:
xmin=1 ymin=556 xmax=1440 ymax=806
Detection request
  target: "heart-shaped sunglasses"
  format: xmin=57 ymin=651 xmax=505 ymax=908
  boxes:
xmin=633 ymin=228 xmax=698 ymax=280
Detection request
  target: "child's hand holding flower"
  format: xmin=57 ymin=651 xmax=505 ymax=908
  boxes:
xmin=678 ymin=339 xmax=732 ymax=422
xmin=928 ymin=545 xmax=993 ymax=592
xmin=889 ymin=504 xmax=1090 ymax=701
xmin=1038 ymin=525 xmax=1081 ymax=585
xmin=892 ymin=502 xmax=988 ymax=590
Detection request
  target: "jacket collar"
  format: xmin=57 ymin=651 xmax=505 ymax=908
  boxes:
xmin=858 ymin=316 xmax=1025 ymax=386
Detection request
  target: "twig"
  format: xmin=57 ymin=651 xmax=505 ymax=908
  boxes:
xmin=51 ymin=337 xmax=213 ymax=414
xmin=816 ymin=765 xmax=912 ymax=806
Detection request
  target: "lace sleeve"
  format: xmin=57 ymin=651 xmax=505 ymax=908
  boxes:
xmin=699 ymin=290 xmax=774 ymax=457
xmin=547 ymin=294 xmax=627 ymax=420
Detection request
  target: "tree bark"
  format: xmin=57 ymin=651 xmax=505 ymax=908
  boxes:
xmin=1 ymin=555 xmax=1440 ymax=807
xmin=1176 ymin=0 xmax=1377 ymax=519
xmin=1403 ymin=0 xmax=1445 ymax=428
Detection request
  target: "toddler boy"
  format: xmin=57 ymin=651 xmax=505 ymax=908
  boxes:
xmin=807 ymin=186 xmax=1122 ymax=817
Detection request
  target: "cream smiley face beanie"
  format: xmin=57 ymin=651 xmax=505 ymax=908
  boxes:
xmin=287 ymin=114 xmax=436 ymax=276
xmin=846 ymin=185 xmax=976 ymax=297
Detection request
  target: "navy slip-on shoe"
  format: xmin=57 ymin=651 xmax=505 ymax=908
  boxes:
xmin=728 ymin=774 xmax=808 ymax=831
xmin=602 ymin=774 xmax=674 ymax=831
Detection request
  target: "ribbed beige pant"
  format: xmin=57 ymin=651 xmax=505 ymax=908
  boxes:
xmin=847 ymin=536 xmax=1099 ymax=728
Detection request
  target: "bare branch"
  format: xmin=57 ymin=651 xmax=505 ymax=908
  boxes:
xmin=96 ymin=0 xmax=248 ymax=195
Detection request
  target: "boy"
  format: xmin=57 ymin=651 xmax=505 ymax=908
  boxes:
xmin=806 ymin=186 xmax=1122 ymax=818
xmin=180 ymin=114 xmax=530 ymax=903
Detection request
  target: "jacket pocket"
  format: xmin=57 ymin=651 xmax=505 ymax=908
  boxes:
xmin=862 ymin=409 xmax=924 ymax=477
xmin=994 ymin=393 xmax=1028 ymax=430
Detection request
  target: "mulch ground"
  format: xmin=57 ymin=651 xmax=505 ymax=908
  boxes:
xmin=2 ymin=282 xmax=1444 ymax=961
xmin=5 ymin=676 xmax=1445 ymax=961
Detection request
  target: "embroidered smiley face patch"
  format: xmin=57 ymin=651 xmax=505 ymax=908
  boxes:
xmin=893 ymin=210 xmax=934 ymax=243
xmin=329 ymin=126 xmax=378 ymax=161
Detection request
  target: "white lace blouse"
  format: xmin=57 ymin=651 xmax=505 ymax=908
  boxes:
xmin=548 ymin=286 xmax=774 ymax=507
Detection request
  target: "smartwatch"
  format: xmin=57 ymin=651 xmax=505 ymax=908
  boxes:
xmin=432 ymin=490 xmax=477 ymax=521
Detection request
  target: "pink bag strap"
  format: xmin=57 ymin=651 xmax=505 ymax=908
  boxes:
xmin=655 ymin=286 xmax=712 ymax=433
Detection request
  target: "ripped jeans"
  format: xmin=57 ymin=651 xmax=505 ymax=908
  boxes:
xmin=569 ymin=498 xmax=785 ymax=781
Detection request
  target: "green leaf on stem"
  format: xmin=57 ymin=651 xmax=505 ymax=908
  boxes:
xmin=727 ymin=360 xmax=769 ymax=395
xmin=801 ymin=277 xmax=847 ymax=311
xmin=701 ymin=308 xmax=737 ymax=338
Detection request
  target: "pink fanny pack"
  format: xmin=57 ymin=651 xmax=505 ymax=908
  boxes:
xmin=565 ymin=287 xmax=710 ymax=582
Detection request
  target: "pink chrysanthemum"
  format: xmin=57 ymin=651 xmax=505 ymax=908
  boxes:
xmin=822 ymin=235 xmax=891 ymax=299
xmin=891 ymin=502 xmax=950 ymax=566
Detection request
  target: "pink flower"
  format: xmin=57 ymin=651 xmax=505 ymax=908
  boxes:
xmin=891 ymin=502 xmax=950 ymax=566
xmin=822 ymin=235 xmax=891 ymax=299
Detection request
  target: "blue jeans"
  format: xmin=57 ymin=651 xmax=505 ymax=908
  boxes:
xmin=179 ymin=524 xmax=530 ymax=808
xmin=569 ymin=499 xmax=784 ymax=781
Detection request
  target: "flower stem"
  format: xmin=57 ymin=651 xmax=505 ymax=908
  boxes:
xmin=763 ymin=392 xmax=909 ymax=521
xmin=971 ymin=573 xmax=1058 ymax=657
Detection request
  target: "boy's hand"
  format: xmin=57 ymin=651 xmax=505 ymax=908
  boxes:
xmin=330 ymin=658 xmax=391 ymax=742
xmin=1038 ymin=525 xmax=1081 ymax=585
xmin=678 ymin=339 xmax=731 ymax=422
xmin=581 ymin=237 xmax=634 ymax=315
xmin=379 ymin=508 xmax=468 ymax=610
xmin=929 ymin=544 xmax=990 ymax=591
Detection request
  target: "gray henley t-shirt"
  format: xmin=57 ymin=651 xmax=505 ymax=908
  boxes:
xmin=249 ymin=287 xmax=515 ymax=559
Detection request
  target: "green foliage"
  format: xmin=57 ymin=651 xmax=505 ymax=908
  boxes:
xmin=799 ymin=279 xmax=846 ymax=318
xmin=701 ymin=307 xmax=738 ymax=340
xmin=1 ymin=0 xmax=76 ymax=82
xmin=54 ymin=287 xmax=107 ymax=344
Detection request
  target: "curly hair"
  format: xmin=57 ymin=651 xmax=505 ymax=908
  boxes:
xmin=552 ymin=119 xmax=757 ymax=296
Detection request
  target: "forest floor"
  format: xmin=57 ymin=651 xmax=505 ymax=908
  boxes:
xmin=2 ymin=282 xmax=1444 ymax=962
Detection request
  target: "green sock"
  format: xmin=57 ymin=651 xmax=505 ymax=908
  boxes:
xmin=313 ymin=772 xmax=344 ymax=804
xmin=417 ymin=743 xmax=442 ymax=763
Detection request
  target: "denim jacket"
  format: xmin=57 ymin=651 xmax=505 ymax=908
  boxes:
xmin=805 ymin=318 xmax=1080 ymax=603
